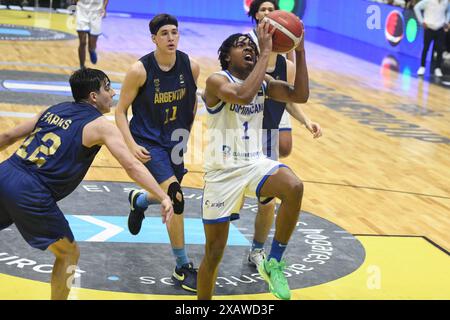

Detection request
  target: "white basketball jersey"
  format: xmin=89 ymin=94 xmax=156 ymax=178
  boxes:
xmin=77 ymin=0 xmax=104 ymax=12
xmin=204 ymin=71 xmax=268 ymax=172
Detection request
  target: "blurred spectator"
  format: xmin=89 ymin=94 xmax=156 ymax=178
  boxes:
xmin=414 ymin=0 xmax=450 ymax=77
xmin=444 ymin=28 xmax=450 ymax=59
xmin=405 ymin=0 xmax=420 ymax=9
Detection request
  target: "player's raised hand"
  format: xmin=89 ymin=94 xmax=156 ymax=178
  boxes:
xmin=258 ymin=18 xmax=275 ymax=55
xmin=132 ymin=144 xmax=151 ymax=163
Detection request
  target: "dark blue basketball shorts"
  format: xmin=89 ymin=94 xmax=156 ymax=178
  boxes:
xmin=137 ymin=142 xmax=187 ymax=184
xmin=0 ymin=160 xmax=74 ymax=251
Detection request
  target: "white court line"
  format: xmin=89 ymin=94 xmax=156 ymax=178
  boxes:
xmin=72 ymin=215 xmax=124 ymax=242
xmin=3 ymin=81 xmax=71 ymax=92
xmin=0 ymin=110 xmax=115 ymax=121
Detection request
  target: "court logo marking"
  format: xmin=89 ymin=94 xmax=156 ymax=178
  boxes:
xmin=0 ymin=182 xmax=365 ymax=295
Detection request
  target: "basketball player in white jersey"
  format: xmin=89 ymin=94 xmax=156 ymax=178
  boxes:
xmin=75 ymin=0 xmax=108 ymax=69
xmin=246 ymin=0 xmax=322 ymax=269
xmin=198 ymin=20 xmax=309 ymax=300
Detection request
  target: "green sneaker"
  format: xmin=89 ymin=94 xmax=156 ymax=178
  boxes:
xmin=258 ymin=258 xmax=291 ymax=300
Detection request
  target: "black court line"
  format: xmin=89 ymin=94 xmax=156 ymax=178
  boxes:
xmin=353 ymin=234 xmax=450 ymax=256
xmin=300 ymin=180 xmax=450 ymax=200
xmin=91 ymin=166 xmax=450 ymax=200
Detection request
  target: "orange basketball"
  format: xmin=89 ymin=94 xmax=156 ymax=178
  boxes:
xmin=264 ymin=10 xmax=303 ymax=53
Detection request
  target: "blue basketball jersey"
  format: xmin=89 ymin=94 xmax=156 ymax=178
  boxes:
xmin=263 ymin=54 xmax=288 ymax=130
xmin=130 ymin=50 xmax=197 ymax=149
xmin=8 ymin=102 xmax=102 ymax=201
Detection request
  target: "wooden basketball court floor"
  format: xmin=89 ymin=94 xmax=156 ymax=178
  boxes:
xmin=0 ymin=9 xmax=449 ymax=300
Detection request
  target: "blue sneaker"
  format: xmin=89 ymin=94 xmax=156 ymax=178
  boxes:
xmin=172 ymin=262 xmax=197 ymax=293
xmin=89 ymin=50 xmax=97 ymax=64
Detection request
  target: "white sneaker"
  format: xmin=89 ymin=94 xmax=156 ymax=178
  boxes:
xmin=248 ymin=248 xmax=266 ymax=268
xmin=434 ymin=68 xmax=443 ymax=77
xmin=443 ymin=51 xmax=450 ymax=60
xmin=417 ymin=66 xmax=426 ymax=76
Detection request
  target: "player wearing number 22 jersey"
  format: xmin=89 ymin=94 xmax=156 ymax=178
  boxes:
xmin=0 ymin=68 xmax=173 ymax=300
xmin=0 ymin=102 xmax=103 ymax=249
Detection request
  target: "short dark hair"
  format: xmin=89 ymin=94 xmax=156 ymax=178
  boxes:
xmin=69 ymin=68 xmax=110 ymax=103
xmin=248 ymin=0 xmax=279 ymax=23
xmin=149 ymin=13 xmax=178 ymax=35
xmin=218 ymin=33 xmax=258 ymax=70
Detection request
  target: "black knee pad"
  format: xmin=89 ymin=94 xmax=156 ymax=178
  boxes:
xmin=168 ymin=182 xmax=184 ymax=215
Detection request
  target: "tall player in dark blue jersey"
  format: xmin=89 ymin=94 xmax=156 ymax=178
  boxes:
xmin=246 ymin=0 xmax=322 ymax=269
xmin=0 ymin=68 xmax=173 ymax=300
xmin=115 ymin=14 xmax=200 ymax=293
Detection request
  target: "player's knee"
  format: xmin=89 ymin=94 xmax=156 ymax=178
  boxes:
xmin=52 ymin=239 xmax=80 ymax=261
xmin=79 ymin=39 xmax=87 ymax=47
xmin=283 ymin=179 xmax=303 ymax=205
xmin=168 ymin=182 xmax=184 ymax=215
xmin=290 ymin=180 xmax=304 ymax=205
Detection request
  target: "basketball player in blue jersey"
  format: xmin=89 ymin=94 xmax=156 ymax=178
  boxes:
xmin=198 ymin=20 xmax=309 ymax=300
xmin=0 ymin=68 xmax=173 ymax=300
xmin=115 ymin=14 xmax=200 ymax=293
xmin=246 ymin=0 xmax=322 ymax=269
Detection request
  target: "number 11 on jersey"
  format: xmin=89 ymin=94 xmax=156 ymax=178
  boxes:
xmin=164 ymin=106 xmax=178 ymax=124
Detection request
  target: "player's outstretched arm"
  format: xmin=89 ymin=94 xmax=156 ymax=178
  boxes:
xmin=83 ymin=117 xmax=174 ymax=224
xmin=114 ymin=61 xmax=151 ymax=163
xmin=0 ymin=110 xmax=44 ymax=152
xmin=285 ymin=103 xmax=322 ymax=139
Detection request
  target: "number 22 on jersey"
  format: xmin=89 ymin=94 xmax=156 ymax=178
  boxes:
xmin=16 ymin=127 xmax=62 ymax=167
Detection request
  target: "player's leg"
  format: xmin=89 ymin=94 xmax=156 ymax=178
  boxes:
xmin=198 ymin=173 xmax=244 ymax=300
xmin=259 ymin=166 xmax=302 ymax=254
xmin=249 ymin=199 xmax=275 ymax=267
xmin=160 ymin=176 xmax=185 ymax=250
xmin=419 ymin=29 xmax=434 ymax=75
xmin=47 ymin=237 xmax=80 ymax=300
xmin=159 ymin=175 xmax=197 ymax=293
xmin=87 ymin=34 xmax=99 ymax=64
xmin=127 ymin=145 xmax=196 ymax=291
xmin=249 ymin=161 xmax=303 ymax=300
xmin=278 ymin=112 xmax=293 ymax=158
xmin=5 ymin=180 xmax=78 ymax=299
xmin=87 ymin=13 xmax=103 ymax=64
xmin=197 ymin=221 xmax=230 ymax=300
xmin=127 ymin=145 xmax=170 ymax=235
xmin=77 ymin=31 xmax=88 ymax=69
xmin=278 ymin=130 xmax=292 ymax=158
xmin=433 ymin=28 xmax=445 ymax=77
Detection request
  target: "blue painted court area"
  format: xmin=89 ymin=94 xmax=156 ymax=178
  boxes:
xmin=65 ymin=215 xmax=250 ymax=246
xmin=0 ymin=27 xmax=31 ymax=36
